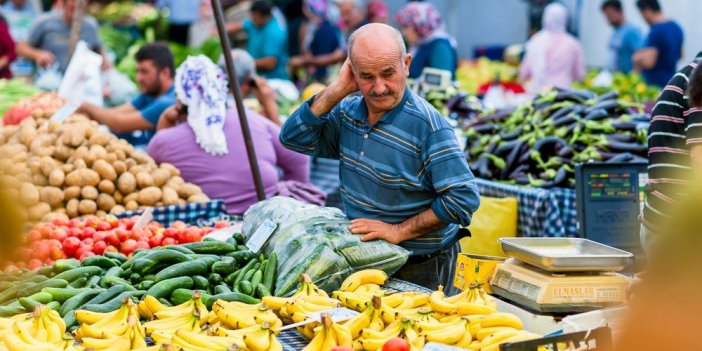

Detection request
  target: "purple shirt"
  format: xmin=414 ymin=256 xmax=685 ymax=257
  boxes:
xmin=148 ymin=108 xmax=310 ymax=214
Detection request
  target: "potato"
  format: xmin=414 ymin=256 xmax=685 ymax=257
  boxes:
xmin=53 ymin=145 xmax=73 ymax=162
xmin=81 ymin=186 xmax=98 ymax=200
xmin=90 ymin=145 xmax=107 ymax=160
xmin=73 ymin=159 xmax=87 ymax=169
xmin=177 ymin=199 xmax=187 ymax=206
xmin=28 ymin=203 xmax=51 ymax=221
xmin=92 ymin=160 xmax=117 ymax=181
xmin=17 ymin=173 xmax=31 ymax=184
xmin=131 ymin=151 xmax=151 ymax=165
xmin=40 ymin=187 xmax=64 ymax=207
xmin=0 ymin=175 xmax=19 ymax=189
xmin=125 ymin=200 xmax=139 ymax=211
xmin=95 ymin=210 xmax=107 ymax=217
xmin=166 ymin=176 xmax=185 ymax=189
xmin=177 ymin=183 xmax=202 ymax=199
xmin=151 ymin=169 xmax=170 ymax=187
xmin=42 ymin=212 xmax=69 ymax=224
xmin=110 ymin=205 xmax=126 ymax=214
xmin=160 ymin=163 xmax=180 ymax=177
xmin=162 ymin=187 xmax=179 ymax=205
xmin=88 ymin=131 xmax=112 ymax=146
xmin=124 ymin=158 xmax=137 ymax=170
xmin=136 ymin=172 xmax=154 ymax=189
xmin=129 ymin=165 xmax=146 ymax=175
xmin=64 ymin=186 xmax=81 ymax=200
xmin=39 ymin=156 xmax=56 ymax=178
xmin=62 ymin=124 xmax=86 ymax=147
xmin=113 ymin=191 xmax=124 ymax=204
xmin=96 ymin=193 xmax=116 ymax=212
xmin=123 ymin=193 xmax=138 ymax=204
xmin=187 ymin=194 xmax=210 ymax=203
xmin=117 ymin=172 xmax=137 ymax=194
xmin=78 ymin=199 xmax=97 ymax=215
xmin=104 ymin=153 xmax=117 ymax=164
xmin=112 ymin=160 xmax=127 ymax=175
xmin=98 ymin=179 xmax=115 ymax=195
xmin=32 ymin=173 xmax=48 ymax=186
xmin=18 ymin=124 xmax=37 ymax=147
xmin=61 ymin=164 xmax=74 ymax=174
xmin=114 ymin=149 xmax=126 ymax=161
xmin=137 ymin=186 xmax=162 ymax=206
xmin=20 ymin=183 xmax=40 ymax=206
xmin=65 ymin=169 xmax=100 ymax=187
xmin=48 ymin=169 xmax=65 ymax=187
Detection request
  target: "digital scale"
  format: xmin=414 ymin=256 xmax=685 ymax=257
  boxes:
xmin=489 ymin=238 xmax=632 ymax=314
xmin=412 ymin=67 xmax=453 ymax=94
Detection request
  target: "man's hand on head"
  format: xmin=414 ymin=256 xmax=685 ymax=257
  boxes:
xmin=349 ymin=218 xmax=404 ymax=245
xmin=331 ymin=59 xmax=359 ymax=97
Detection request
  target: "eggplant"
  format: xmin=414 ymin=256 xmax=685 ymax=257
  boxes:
xmin=514 ymin=174 xmax=531 ymax=185
xmin=501 ymin=140 xmax=527 ymax=179
xmin=554 ymin=89 xmax=595 ymax=103
xmin=552 ymin=166 xmax=568 ymax=187
xmin=548 ymin=105 xmax=576 ymax=121
xmin=533 ymin=136 xmax=569 ymax=158
xmin=611 ymin=121 xmax=638 ymax=132
xmin=499 ymin=126 xmax=524 ymax=141
xmin=552 ymin=105 xmax=586 ymax=127
xmin=586 ymin=100 xmax=621 ymax=113
xmin=557 ymin=145 xmax=574 ymax=158
xmin=472 ymin=124 xmax=498 ymax=134
xmin=608 ymin=133 xmax=636 ymax=143
xmin=508 ymin=164 xmax=529 ymax=179
xmin=495 ymin=139 xmax=523 ymax=156
xmin=604 ymin=137 xmax=648 ymax=154
xmin=606 ymin=153 xmax=648 ymax=163
xmin=477 ymin=157 xmax=494 ymax=179
xmin=583 ymin=108 xmax=609 ymax=121
xmin=596 ymin=91 xmax=619 ymax=102
xmin=469 ymin=109 xmax=514 ymax=127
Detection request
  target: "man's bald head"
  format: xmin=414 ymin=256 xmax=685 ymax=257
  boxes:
xmin=347 ymin=23 xmax=406 ymax=65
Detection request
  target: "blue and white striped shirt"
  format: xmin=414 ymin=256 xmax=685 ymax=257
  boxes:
xmin=280 ymin=87 xmax=480 ymax=255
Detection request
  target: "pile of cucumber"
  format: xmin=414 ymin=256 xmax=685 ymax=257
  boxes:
xmin=0 ymin=235 xmax=277 ymax=328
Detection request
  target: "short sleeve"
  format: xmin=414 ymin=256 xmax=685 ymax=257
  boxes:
xmin=138 ymin=96 xmax=175 ymax=127
xmin=243 ymin=19 xmax=253 ymax=34
xmin=83 ymin=18 xmax=102 ymax=50
xmin=26 ymin=17 xmax=45 ymax=47
xmin=624 ymin=28 xmax=643 ymax=52
xmin=646 ymin=27 xmax=663 ymax=50
xmin=130 ymin=94 xmax=146 ymax=109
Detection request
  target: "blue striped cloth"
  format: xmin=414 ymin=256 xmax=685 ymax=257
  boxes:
xmin=114 ymin=200 xmax=228 ymax=227
xmin=280 ymin=87 xmax=480 ymax=255
xmin=476 ymin=179 xmax=578 ymax=237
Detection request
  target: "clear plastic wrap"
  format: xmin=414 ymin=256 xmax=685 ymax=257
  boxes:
xmin=243 ymin=197 xmax=410 ymax=296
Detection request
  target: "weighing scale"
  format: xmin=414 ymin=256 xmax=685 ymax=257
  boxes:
xmin=490 ymin=238 xmax=632 ymax=314
xmin=411 ymin=67 xmax=453 ymax=94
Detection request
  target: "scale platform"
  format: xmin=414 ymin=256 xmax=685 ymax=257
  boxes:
xmin=490 ymin=259 xmax=630 ymax=314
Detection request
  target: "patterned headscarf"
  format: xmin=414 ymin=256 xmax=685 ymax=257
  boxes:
xmin=394 ymin=2 xmax=443 ymax=41
xmin=366 ymin=0 xmax=389 ymax=22
xmin=305 ymin=0 xmax=329 ymax=20
xmin=174 ymin=55 xmax=229 ymax=156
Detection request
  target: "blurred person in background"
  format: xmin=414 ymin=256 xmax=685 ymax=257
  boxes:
xmin=289 ymin=0 xmax=345 ymax=83
xmin=336 ymin=0 xmax=367 ymax=38
xmin=519 ymin=2 xmax=585 ymax=93
xmin=640 ymin=51 xmax=702 ymax=253
xmin=16 ymin=0 xmax=109 ymax=72
xmin=366 ymin=0 xmax=388 ymax=24
xmin=2 ymin=0 xmax=38 ymax=41
xmin=157 ymin=0 xmax=201 ymax=46
xmin=0 ymin=14 xmax=16 ymax=79
xmin=148 ymin=56 xmax=314 ymax=214
xmin=601 ymin=0 xmax=642 ymax=74
xmin=77 ymin=43 xmax=176 ymax=148
xmin=633 ymin=0 xmax=683 ymax=87
xmin=395 ymin=2 xmax=458 ymax=80
xmin=219 ymin=49 xmax=281 ymax=126
xmin=224 ymin=0 xmax=290 ymax=80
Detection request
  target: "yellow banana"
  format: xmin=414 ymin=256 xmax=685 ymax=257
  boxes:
xmin=476 ymin=326 xmax=519 ymax=341
xmin=331 ymin=321 xmax=353 ymax=347
xmin=80 ymin=336 xmax=131 ymax=350
xmin=454 ymin=323 xmax=473 ymax=348
xmin=482 ymin=332 xmax=541 ymax=351
xmin=480 ymin=329 xmax=524 ymax=349
xmin=355 ymin=283 xmax=383 ymax=295
xmin=2 ymin=333 xmax=56 ymax=351
xmin=342 ymin=304 xmax=372 ymax=338
xmin=340 ymin=269 xmax=388 ymax=292
xmin=358 ymin=336 xmax=392 ymax=351
xmin=261 ymin=296 xmax=293 ymax=311
xmin=360 ymin=319 xmax=402 ymax=340
xmin=243 ymin=327 xmax=271 ymax=351
xmin=428 ymin=286 xmax=458 ymax=314
xmin=380 ymin=293 xmax=404 ymax=308
xmin=480 ymin=312 xmax=524 ymax=329
xmin=445 ymin=289 xmax=469 ymax=305
xmin=268 ymin=333 xmax=283 ymax=351
xmin=332 ymin=291 xmax=371 ymax=311
xmin=456 ymin=302 xmax=496 ymax=315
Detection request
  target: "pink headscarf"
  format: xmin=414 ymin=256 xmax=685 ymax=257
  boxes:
xmin=394 ymin=2 xmax=443 ymax=41
xmin=367 ymin=0 xmax=389 ymax=23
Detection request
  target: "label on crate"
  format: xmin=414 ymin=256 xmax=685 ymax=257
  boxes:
xmin=245 ymin=219 xmax=277 ymax=253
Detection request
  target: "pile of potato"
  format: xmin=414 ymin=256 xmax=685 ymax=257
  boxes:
xmin=0 ymin=113 xmax=210 ymax=223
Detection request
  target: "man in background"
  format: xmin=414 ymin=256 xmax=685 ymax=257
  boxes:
xmin=157 ymin=0 xmax=201 ymax=46
xmin=601 ymin=0 xmax=642 ymax=74
xmin=337 ymin=0 xmax=367 ymax=39
xmin=77 ymin=43 xmax=176 ymax=148
xmin=633 ymin=0 xmax=683 ymax=87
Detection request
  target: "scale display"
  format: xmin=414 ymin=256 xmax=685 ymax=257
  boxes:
xmin=587 ymin=173 xmax=636 ymax=199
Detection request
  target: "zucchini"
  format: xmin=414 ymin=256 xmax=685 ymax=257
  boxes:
xmin=192 ymin=276 xmax=209 ymax=291
xmin=131 ymin=250 xmax=189 ymax=275
xmin=18 ymin=292 xmax=53 ymax=310
xmin=214 ymin=285 xmax=231 ymax=294
xmin=103 ymin=252 xmax=128 ymax=264
xmin=250 ymin=270 xmax=263 ymax=289
xmin=154 ymin=245 xmax=195 ymax=255
xmin=68 ymin=277 xmax=88 ymax=288
xmin=256 ymin=284 xmax=271 ymax=298
xmin=81 ymin=290 xmax=145 ymax=313
xmin=262 ymin=252 xmax=277 ymax=292
xmin=41 ymin=288 xmax=90 ymax=303
xmin=60 ymin=290 xmax=103 ymax=317
xmin=181 ymin=241 xmax=237 ymax=255
xmin=146 ymin=277 xmax=194 ymax=300
xmin=154 ymin=260 xmax=208 ymax=282
xmin=84 ymin=285 xmax=130 ymax=306
xmin=52 ymin=266 xmax=102 ymax=282
xmin=81 ymin=255 xmax=117 ymax=269
xmin=206 ymin=292 xmax=259 ymax=306
xmin=24 ymin=279 xmax=69 ymax=296
xmin=170 ymin=289 xmax=210 ymax=306
xmin=238 ymin=281 xmax=253 ymax=295
xmin=101 ymin=266 xmax=124 ymax=288
xmin=53 ymin=258 xmax=80 ymax=273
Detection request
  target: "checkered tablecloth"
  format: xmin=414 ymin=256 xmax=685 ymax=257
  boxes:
xmin=476 ymin=179 xmax=578 ymax=238
xmin=278 ymin=279 xmax=431 ymax=350
xmin=113 ymin=200 xmax=228 ymax=227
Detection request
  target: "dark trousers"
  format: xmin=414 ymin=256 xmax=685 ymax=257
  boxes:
xmin=394 ymin=241 xmax=461 ymax=296
xmin=168 ymin=23 xmax=191 ymax=46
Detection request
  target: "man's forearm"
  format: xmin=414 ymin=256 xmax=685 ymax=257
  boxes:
xmin=397 ymin=208 xmax=446 ymax=242
xmin=309 ymin=84 xmax=347 ymax=116
xmin=310 ymin=49 xmax=345 ymax=67
xmin=80 ymin=103 xmax=117 ymax=129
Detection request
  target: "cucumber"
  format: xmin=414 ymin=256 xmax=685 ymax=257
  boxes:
xmin=155 ymin=245 xmax=195 ymax=255
xmin=131 ymin=250 xmax=189 ymax=275
xmin=170 ymin=289 xmax=211 ymax=306
xmin=250 ymin=270 xmax=263 ymax=289
xmin=214 ymin=285 xmax=231 ymax=294
xmin=276 ymin=244 xmax=324 ymax=295
xmin=81 ymin=255 xmax=117 ymax=269
xmin=18 ymin=292 xmax=53 ymax=310
xmin=224 ymin=269 xmax=242 ymax=285
xmin=0 ymin=282 xmax=11 ymax=290
xmin=28 ymin=275 xmax=48 ymax=283
xmin=81 ymin=290 xmax=145 ymax=313
xmin=233 ymin=260 xmax=257 ymax=287
xmin=63 ymin=311 xmax=78 ymax=330
xmin=41 ymin=288 xmax=90 ymax=303
xmin=84 ymin=285 xmax=130 ymax=306
xmin=101 ymin=266 xmax=124 ymax=288
xmin=258 ymin=254 xmax=265 ymax=263
xmin=68 ymin=277 xmax=88 ymax=288
xmin=102 ymin=276 xmax=133 ymax=288
xmin=242 ymin=268 xmax=257 ymax=282
xmin=187 ymin=254 xmax=219 ymax=269
xmin=138 ymin=281 xmax=155 ymax=290
xmin=154 ymin=260 xmax=208 ymax=282
xmin=208 ymin=273 xmax=222 ymax=286
xmin=232 ymin=233 xmax=245 ymax=245
xmin=238 ymin=281 xmax=253 ymax=295
xmin=60 ymin=289 xmax=103 ymax=317
xmin=146 ymin=277 xmax=194 ymax=300
xmin=53 ymin=258 xmax=80 ymax=273
xmin=143 ymin=274 xmax=157 ymax=281
xmin=181 ymin=241 xmax=237 ymax=255
xmin=225 ymin=251 xmax=255 ymax=262
xmin=226 ymin=237 xmax=237 ymax=245
xmin=46 ymin=301 xmax=60 ymax=311
xmin=158 ymin=298 xmax=172 ymax=307
xmin=0 ymin=300 xmax=25 ymax=317
xmin=129 ymin=273 xmax=142 ymax=285
xmin=86 ymin=275 xmax=101 ymax=288
xmin=52 ymin=266 xmax=102 ymax=282
xmin=236 ymin=245 xmax=249 ymax=252
xmin=24 ymin=279 xmax=69 ymax=296
xmin=211 ymin=260 xmax=238 ymax=277
xmin=0 ymin=283 xmax=29 ymax=304
xmin=262 ymin=252 xmax=277 ymax=292
xmin=256 ymin=283 xmax=271 ymax=298
xmin=206 ymin=292 xmax=260 ymax=306
xmin=192 ymin=276 xmax=209 ymax=291
xmin=37 ymin=266 xmax=54 ymax=277
xmin=103 ymin=252 xmax=128 ymax=264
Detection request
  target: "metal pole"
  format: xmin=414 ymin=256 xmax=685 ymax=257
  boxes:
xmin=211 ymin=0 xmax=266 ymax=201
xmin=66 ymin=0 xmax=87 ymax=69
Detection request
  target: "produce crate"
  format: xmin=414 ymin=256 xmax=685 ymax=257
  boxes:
xmin=113 ymin=200 xmax=227 ymax=227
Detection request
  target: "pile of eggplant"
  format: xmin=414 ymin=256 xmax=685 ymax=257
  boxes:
xmin=465 ymin=89 xmax=650 ymax=188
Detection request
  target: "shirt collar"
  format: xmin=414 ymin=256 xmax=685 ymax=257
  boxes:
xmin=353 ymin=85 xmax=411 ymax=126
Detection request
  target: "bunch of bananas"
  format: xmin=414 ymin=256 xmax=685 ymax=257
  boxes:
xmin=143 ymin=296 xmax=207 ymax=341
xmin=355 ymin=317 xmax=425 ymax=351
xmin=302 ymin=313 xmax=353 ymax=351
xmin=0 ymin=305 xmax=74 ymax=351
xmin=168 ymin=328 xmax=246 ymax=351
xmin=339 ymin=269 xmax=388 ymax=293
xmin=209 ymin=320 xmax=283 ymax=351
xmin=430 ymin=283 xmax=497 ymax=315
xmin=79 ymin=316 xmax=146 ymax=351
xmin=416 ymin=316 xmax=472 ymax=348
xmin=212 ymin=301 xmax=282 ymax=330
xmin=262 ymin=274 xmax=330 ymax=314
xmin=342 ymin=296 xmax=385 ymax=339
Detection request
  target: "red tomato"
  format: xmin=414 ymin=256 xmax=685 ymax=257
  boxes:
xmin=130 ymin=228 xmax=147 ymax=241
xmin=46 ymin=239 xmax=62 ymax=250
xmin=15 ymin=262 xmax=26 ymax=269
xmin=49 ymin=228 xmax=67 ymax=242
xmin=49 ymin=247 xmax=66 ymax=261
xmin=148 ymin=234 xmax=164 ymax=248
xmin=62 ymin=237 xmax=81 ymax=257
xmin=37 ymin=224 xmax=53 ymax=239
xmin=162 ymin=228 xmax=178 ymax=239
xmin=114 ymin=228 xmax=130 ymax=242
xmin=331 ymin=347 xmax=354 ymax=351
xmin=92 ymin=241 xmax=107 ymax=255
xmin=123 ymin=218 xmax=136 ymax=230
xmin=96 ymin=221 xmax=111 ymax=232
xmin=214 ymin=221 xmax=230 ymax=229
xmin=27 ymin=259 xmax=43 ymax=270
xmin=52 ymin=218 xmax=69 ymax=227
xmin=74 ymin=246 xmax=93 ymax=260
xmin=80 ymin=227 xmax=96 ymax=240
xmin=171 ymin=221 xmax=187 ymax=231
xmin=105 ymin=232 xmax=120 ymax=247
xmin=32 ymin=242 xmax=51 ymax=260
xmin=105 ymin=215 xmax=119 ymax=229
xmin=135 ymin=241 xmax=150 ymax=250
xmin=27 ymin=230 xmax=42 ymax=243
xmin=78 ymin=251 xmax=95 ymax=260
xmin=121 ymin=239 xmax=138 ymax=256
xmin=85 ymin=217 xmax=99 ymax=229
xmin=67 ymin=228 xmax=82 ymax=239
xmin=382 ymin=338 xmax=409 ymax=351
xmin=161 ymin=237 xmax=177 ymax=246
xmin=104 ymin=245 xmax=119 ymax=253
xmin=93 ymin=231 xmax=108 ymax=243
xmin=182 ymin=228 xmax=202 ymax=243
xmin=16 ymin=248 xmax=32 ymax=262
xmin=82 ymin=238 xmax=94 ymax=247
xmin=68 ymin=219 xmax=82 ymax=228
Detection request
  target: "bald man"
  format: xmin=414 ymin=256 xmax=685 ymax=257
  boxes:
xmin=280 ymin=24 xmax=480 ymax=292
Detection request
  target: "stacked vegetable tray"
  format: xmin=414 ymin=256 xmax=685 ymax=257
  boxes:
xmin=465 ymin=89 xmax=650 ymax=188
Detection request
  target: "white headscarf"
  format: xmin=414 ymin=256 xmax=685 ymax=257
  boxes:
xmin=522 ymin=2 xmax=572 ymax=91
xmin=175 ymin=55 xmax=229 ymax=156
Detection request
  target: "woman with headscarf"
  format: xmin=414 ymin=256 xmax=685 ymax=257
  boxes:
xmin=519 ymin=2 xmax=586 ymax=93
xmin=395 ymin=2 xmax=458 ymax=79
xmin=289 ymin=0 xmax=345 ymax=83
xmin=147 ymin=56 xmax=319 ymax=214
xmin=366 ymin=0 xmax=388 ymax=24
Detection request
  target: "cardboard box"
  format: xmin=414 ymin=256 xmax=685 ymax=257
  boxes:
xmin=454 ymin=253 xmax=505 ymax=293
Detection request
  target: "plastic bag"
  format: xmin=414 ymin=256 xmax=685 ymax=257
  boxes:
xmin=460 ymin=196 xmax=518 ymax=257
xmin=103 ymin=69 xmax=138 ymax=107
xmin=58 ymin=41 xmax=104 ymax=106
xmin=35 ymin=64 xmax=63 ymax=92
xmin=242 ymin=197 xmax=410 ymax=296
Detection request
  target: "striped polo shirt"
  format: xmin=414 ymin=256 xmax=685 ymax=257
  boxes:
xmin=643 ymin=52 xmax=702 ymax=231
xmin=280 ymin=87 xmax=480 ymax=255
